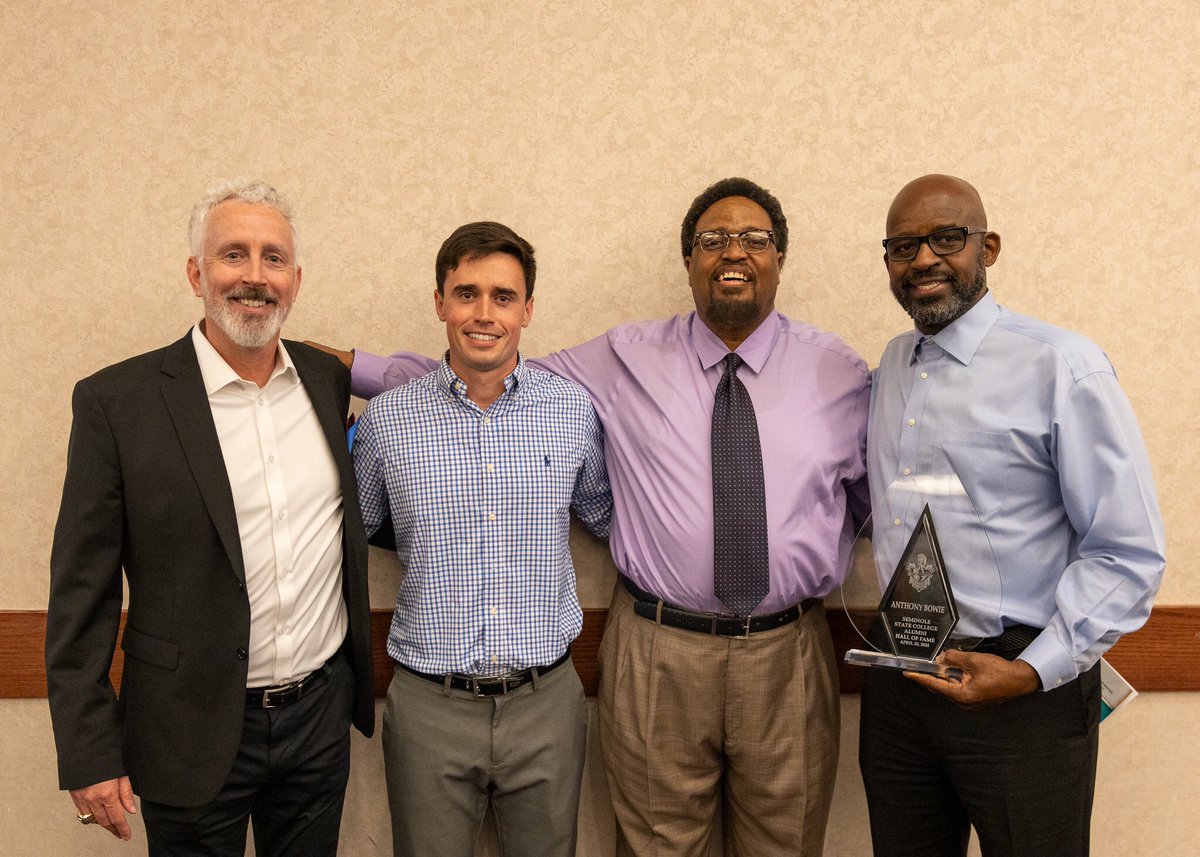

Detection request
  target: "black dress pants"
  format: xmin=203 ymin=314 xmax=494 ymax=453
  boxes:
xmin=140 ymin=652 xmax=355 ymax=857
xmin=859 ymin=661 xmax=1100 ymax=857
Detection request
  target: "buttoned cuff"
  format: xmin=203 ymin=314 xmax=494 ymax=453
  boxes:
xmin=349 ymin=349 xmax=387 ymax=399
xmin=1017 ymin=629 xmax=1078 ymax=692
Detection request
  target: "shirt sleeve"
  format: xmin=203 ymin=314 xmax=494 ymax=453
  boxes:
xmin=845 ymin=370 xmax=872 ymax=537
xmin=350 ymin=400 xmax=391 ymax=539
xmin=570 ymin=403 xmax=613 ymax=539
xmin=352 ymin=329 xmax=621 ymax=402
xmin=1018 ymin=370 xmax=1166 ymax=690
xmin=528 ymin=330 xmax=621 ymax=403
xmin=350 ymin=350 xmax=439 ymax=400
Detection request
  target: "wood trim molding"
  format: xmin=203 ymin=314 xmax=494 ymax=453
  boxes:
xmin=8 ymin=606 xmax=1198 ymax=699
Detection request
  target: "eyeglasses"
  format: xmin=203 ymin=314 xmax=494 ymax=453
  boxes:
xmin=882 ymin=227 xmax=987 ymax=262
xmin=692 ymin=229 xmax=775 ymax=254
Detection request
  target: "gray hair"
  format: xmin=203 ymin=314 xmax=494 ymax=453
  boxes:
xmin=188 ymin=178 xmax=299 ymax=263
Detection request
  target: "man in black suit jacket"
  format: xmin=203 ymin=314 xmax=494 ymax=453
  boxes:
xmin=45 ymin=178 xmax=373 ymax=855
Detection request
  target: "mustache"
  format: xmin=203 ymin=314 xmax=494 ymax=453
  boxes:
xmin=228 ymin=286 xmax=278 ymax=304
xmin=900 ymin=271 xmax=959 ymax=290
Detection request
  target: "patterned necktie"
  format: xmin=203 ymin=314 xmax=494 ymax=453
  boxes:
xmin=711 ymin=353 xmax=770 ymax=615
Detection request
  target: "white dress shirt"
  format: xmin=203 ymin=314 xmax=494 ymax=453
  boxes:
xmin=192 ymin=326 xmax=347 ymax=686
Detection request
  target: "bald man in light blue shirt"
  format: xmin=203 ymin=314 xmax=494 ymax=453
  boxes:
xmin=860 ymin=174 xmax=1165 ymax=857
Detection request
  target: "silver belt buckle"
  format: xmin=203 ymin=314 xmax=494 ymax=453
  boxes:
xmin=471 ymin=672 xmax=515 ymax=697
xmin=261 ymin=683 xmax=289 ymax=708
xmin=260 ymin=673 xmax=308 ymax=708
xmin=709 ymin=613 xmax=752 ymax=640
xmin=731 ymin=615 xmax=753 ymax=640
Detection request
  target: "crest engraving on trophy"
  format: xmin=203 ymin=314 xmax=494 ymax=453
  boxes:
xmin=845 ymin=504 xmax=963 ymax=680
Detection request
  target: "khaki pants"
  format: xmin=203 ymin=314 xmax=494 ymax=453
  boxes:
xmin=598 ymin=582 xmax=840 ymax=857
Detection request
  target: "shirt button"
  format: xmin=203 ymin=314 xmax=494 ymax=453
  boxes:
xmin=894 ymin=519 xmax=902 ymax=526
xmin=257 ymin=397 xmax=264 ymax=407
xmin=490 ymin=607 xmax=497 ymax=616
xmin=268 ymin=454 xmax=276 ymax=464
xmin=907 ymin=418 xmax=916 ymax=427
xmin=488 ymin=513 xmax=496 ymax=521
xmin=903 ymin=467 xmax=911 ymax=476
xmin=236 ymin=648 xmax=248 ymax=659
xmin=491 ymin=655 xmax=498 ymax=664
xmin=486 ymin=463 xmax=494 ymax=472
xmin=278 ymin=510 xmax=287 ymax=521
xmin=920 ymin=371 xmax=929 ymax=380
xmin=483 ymin=417 xmax=491 ymax=425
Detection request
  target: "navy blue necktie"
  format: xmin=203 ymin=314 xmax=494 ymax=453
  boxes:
xmin=711 ymin=353 xmax=770 ymax=615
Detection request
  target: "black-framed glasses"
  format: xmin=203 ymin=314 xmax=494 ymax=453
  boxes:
xmin=882 ymin=227 xmax=987 ymax=262
xmin=692 ymin=229 xmax=775 ymax=254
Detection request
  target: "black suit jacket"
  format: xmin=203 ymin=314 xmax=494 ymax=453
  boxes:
xmin=45 ymin=333 xmax=374 ymax=808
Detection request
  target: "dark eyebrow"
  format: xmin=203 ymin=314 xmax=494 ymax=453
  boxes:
xmin=451 ymin=284 xmax=519 ymax=297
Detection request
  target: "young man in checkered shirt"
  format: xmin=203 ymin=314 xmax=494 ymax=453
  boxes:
xmin=351 ymin=221 xmax=611 ymax=857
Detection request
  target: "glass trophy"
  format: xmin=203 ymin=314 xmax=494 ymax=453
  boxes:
xmin=844 ymin=504 xmax=963 ymax=680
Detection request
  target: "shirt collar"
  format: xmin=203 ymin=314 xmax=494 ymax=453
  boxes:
xmin=690 ymin=310 xmax=782 ymax=374
xmin=191 ymin=324 xmax=295 ymax=396
xmin=436 ymin=351 xmax=527 ymax=400
xmin=908 ymin=290 xmax=1000 ymax=366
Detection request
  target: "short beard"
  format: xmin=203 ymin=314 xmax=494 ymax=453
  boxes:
xmin=204 ymin=285 xmax=289 ymax=349
xmin=705 ymin=289 xmax=761 ymax=331
xmin=893 ymin=257 xmax=987 ymax=331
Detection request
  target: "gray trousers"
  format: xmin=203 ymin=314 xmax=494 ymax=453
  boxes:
xmin=383 ymin=658 xmax=588 ymax=857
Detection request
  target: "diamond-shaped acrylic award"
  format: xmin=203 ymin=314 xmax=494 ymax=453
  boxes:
xmin=845 ymin=505 xmax=963 ymax=680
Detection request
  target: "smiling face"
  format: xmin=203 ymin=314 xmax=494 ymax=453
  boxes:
xmin=684 ymin=195 xmax=783 ymax=348
xmin=885 ymin=175 xmax=1000 ymax=334
xmin=187 ymin=200 xmax=300 ymax=355
xmin=435 ymin=251 xmax=533 ymax=383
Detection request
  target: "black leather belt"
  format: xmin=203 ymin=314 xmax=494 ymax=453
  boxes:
xmin=399 ymin=649 xmax=571 ymax=697
xmin=621 ymin=575 xmax=817 ymax=638
xmin=951 ymin=624 xmax=1041 ymax=660
xmin=246 ymin=656 xmax=334 ymax=709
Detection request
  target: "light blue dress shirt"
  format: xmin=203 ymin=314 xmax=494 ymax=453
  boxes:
xmin=868 ymin=291 xmax=1165 ymax=691
xmin=353 ymin=355 xmax=612 ymax=676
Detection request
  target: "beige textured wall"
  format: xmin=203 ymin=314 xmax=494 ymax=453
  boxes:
xmin=3 ymin=0 xmax=1197 ymax=854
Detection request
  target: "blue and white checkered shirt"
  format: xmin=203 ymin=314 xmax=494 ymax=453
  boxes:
xmin=354 ymin=354 xmax=612 ymax=676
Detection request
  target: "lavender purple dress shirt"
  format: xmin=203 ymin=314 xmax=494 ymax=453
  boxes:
xmin=352 ymin=311 xmax=870 ymax=614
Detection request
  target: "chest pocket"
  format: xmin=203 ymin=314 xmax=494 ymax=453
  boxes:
xmin=925 ymin=429 xmax=1014 ymax=520
xmin=508 ymin=450 xmax=576 ymax=514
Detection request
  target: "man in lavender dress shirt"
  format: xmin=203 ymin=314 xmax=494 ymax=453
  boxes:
xmin=309 ymin=178 xmax=870 ymax=856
